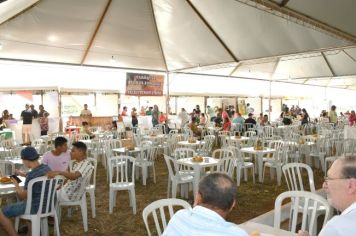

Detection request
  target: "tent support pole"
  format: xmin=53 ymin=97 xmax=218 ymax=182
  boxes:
xmin=204 ymin=96 xmax=207 ymax=114
xmin=269 ymin=81 xmax=272 ymax=120
xmin=166 ymin=73 xmax=170 ymax=118
xmin=58 ymin=89 xmax=62 ymax=132
xmin=41 ymin=91 xmax=44 ymax=105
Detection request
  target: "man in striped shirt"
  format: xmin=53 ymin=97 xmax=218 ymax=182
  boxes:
xmin=47 ymin=141 xmax=93 ymax=201
xmin=163 ymin=173 xmax=248 ymax=236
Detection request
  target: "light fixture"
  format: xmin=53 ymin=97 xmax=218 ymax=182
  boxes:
xmin=47 ymin=34 xmax=58 ymax=42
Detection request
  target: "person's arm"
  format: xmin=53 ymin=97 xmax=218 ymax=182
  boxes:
xmin=12 ymin=178 xmax=27 ymax=200
xmin=47 ymin=170 xmax=81 ymax=180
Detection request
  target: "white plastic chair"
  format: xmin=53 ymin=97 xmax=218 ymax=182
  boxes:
xmin=262 ymin=140 xmax=286 ymax=185
xmin=282 ymin=163 xmax=316 ymax=192
xmin=135 ymin=145 xmax=157 ymax=185
xmin=58 ymin=167 xmax=93 ymax=232
xmin=76 ymin=133 xmax=90 ymax=141
xmin=274 ymin=191 xmax=331 ymax=235
xmin=142 ymin=198 xmax=192 ymax=236
xmin=15 ymin=176 xmax=63 ymax=236
xmin=164 ymin=155 xmax=194 ymax=198
xmin=212 ymin=148 xmax=234 ymax=159
xmin=68 ymin=158 xmax=97 ymax=219
xmin=0 ymin=160 xmax=15 ymax=176
xmin=228 ymin=146 xmax=255 ymax=186
xmin=108 ymin=156 xmax=136 ymax=214
xmin=196 ymin=134 xmax=215 ymax=156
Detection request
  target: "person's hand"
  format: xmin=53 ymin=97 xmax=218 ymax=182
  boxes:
xmin=47 ymin=171 xmax=58 ymax=179
xmin=10 ymin=177 xmax=19 ymax=187
xmin=297 ymin=230 xmax=310 ymax=236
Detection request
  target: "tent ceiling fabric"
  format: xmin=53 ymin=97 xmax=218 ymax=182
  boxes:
xmin=0 ymin=0 xmax=355 ymax=88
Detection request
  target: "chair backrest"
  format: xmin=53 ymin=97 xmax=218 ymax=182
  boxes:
xmin=140 ymin=140 xmax=153 ymax=147
xmin=282 ymin=163 xmax=316 ymax=192
xmin=25 ymin=176 xmax=63 ymax=216
xmin=77 ymin=133 xmax=90 ymax=140
xmin=108 ymin=156 xmax=135 ymax=184
xmin=201 ymin=135 xmax=215 ymax=154
xmin=217 ymin=156 xmax=235 ymax=177
xmin=212 ymin=148 xmax=234 ymax=159
xmin=164 ymin=155 xmax=179 ymax=181
xmin=226 ymin=145 xmax=243 ymax=163
xmin=262 ymin=126 xmax=274 ymax=138
xmin=218 ymin=134 xmax=230 ymax=148
xmin=174 ymin=148 xmax=195 ymax=159
xmin=142 ymin=198 xmax=192 ymax=236
xmin=138 ymin=145 xmax=156 ymax=162
xmin=274 ymin=191 xmax=331 ymax=234
xmin=0 ymin=160 xmax=15 ymax=176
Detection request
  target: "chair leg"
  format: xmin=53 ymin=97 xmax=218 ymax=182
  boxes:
xmin=31 ymin=218 xmax=41 ymax=236
xmin=167 ymin=179 xmax=171 ymax=198
xmin=80 ymin=196 xmax=88 ymax=232
xmin=54 ymin=214 xmax=61 ymax=236
xmin=142 ymin=166 xmax=147 ymax=185
xmin=152 ymin=165 xmax=156 ymax=184
xmin=243 ymin=168 xmax=248 ymax=182
xmin=109 ymin=189 xmax=113 ymax=214
xmin=276 ymin=167 xmax=282 ymax=186
xmin=236 ymin=168 xmax=241 ymax=186
xmin=130 ymin=188 xmax=136 ymax=215
xmin=15 ymin=217 xmax=19 ymax=232
xmin=89 ymin=190 xmax=96 ymax=218
xmin=41 ymin=217 xmax=49 ymax=236
xmin=251 ymin=167 xmax=255 ymax=184
xmin=172 ymin=181 xmax=177 ymax=198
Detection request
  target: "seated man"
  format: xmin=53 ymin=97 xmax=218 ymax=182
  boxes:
xmin=163 ymin=173 xmax=248 ymax=236
xmin=42 ymin=136 xmax=71 ymax=171
xmin=297 ymin=156 xmax=356 ymax=236
xmin=47 ymin=141 xmax=93 ymax=202
xmin=0 ymin=147 xmax=51 ymax=236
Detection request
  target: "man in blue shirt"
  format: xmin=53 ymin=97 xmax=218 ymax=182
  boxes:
xmin=163 ymin=173 xmax=248 ymax=236
xmin=0 ymin=147 xmax=51 ymax=236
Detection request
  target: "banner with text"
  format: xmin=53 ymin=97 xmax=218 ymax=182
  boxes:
xmin=125 ymin=73 xmax=164 ymax=96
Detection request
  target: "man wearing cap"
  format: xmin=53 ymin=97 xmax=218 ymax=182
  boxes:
xmin=47 ymin=141 xmax=93 ymax=202
xmin=0 ymin=147 xmax=51 ymax=236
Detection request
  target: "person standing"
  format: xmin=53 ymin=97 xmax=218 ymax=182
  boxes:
xmin=348 ymin=110 xmax=356 ymax=126
xmin=20 ymin=104 xmax=34 ymax=145
xmin=246 ymin=103 xmax=254 ymax=115
xmin=131 ymin=107 xmax=138 ymax=128
xmin=80 ymin=104 xmax=92 ymax=124
xmin=207 ymin=105 xmax=216 ymax=122
xmin=301 ymin=108 xmax=310 ymax=125
xmin=329 ymin=105 xmax=337 ymax=124
xmin=38 ymin=105 xmax=50 ymax=136
xmin=178 ymin=108 xmax=189 ymax=129
xmin=152 ymin=105 xmax=159 ymax=127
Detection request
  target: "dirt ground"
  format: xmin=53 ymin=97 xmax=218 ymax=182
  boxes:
xmin=0 ymin=156 xmax=325 ymax=236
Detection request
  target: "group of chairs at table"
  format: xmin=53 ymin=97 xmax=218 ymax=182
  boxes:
xmin=0 ymin=121 xmax=353 ymax=235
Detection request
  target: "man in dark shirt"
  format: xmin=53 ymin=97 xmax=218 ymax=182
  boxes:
xmin=0 ymin=147 xmax=51 ymax=236
xmin=244 ymin=113 xmax=257 ymax=125
xmin=21 ymin=104 xmax=34 ymax=144
xmin=30 ymin=104 xmax=38 ymax=118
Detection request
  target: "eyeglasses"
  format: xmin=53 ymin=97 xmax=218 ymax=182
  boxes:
xmin=324 ymin=176 xmax=350 ymax=183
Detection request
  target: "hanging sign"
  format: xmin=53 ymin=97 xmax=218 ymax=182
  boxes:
xmin=125 ymin=73 xmax=164 ymax=96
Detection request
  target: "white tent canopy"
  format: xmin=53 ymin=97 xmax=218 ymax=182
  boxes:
xmin=0 ymin=0 xmax=355 ymax=89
